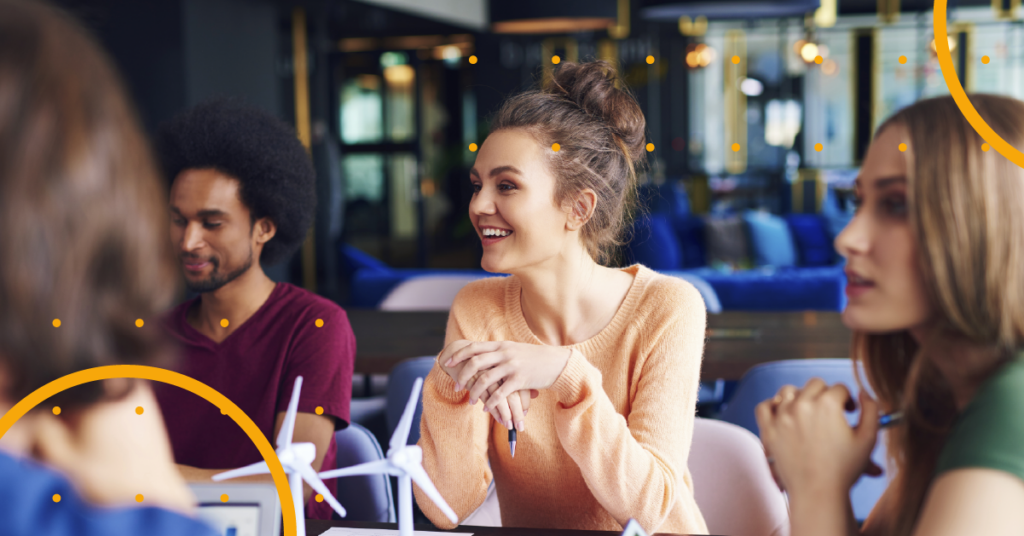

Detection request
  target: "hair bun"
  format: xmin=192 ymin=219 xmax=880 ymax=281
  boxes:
xmin=545 ymin=61 xmax=646 ymax=161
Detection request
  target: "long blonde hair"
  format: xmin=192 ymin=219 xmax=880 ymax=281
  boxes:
xmin=855 ymin=94 xmax=1024 ymax=535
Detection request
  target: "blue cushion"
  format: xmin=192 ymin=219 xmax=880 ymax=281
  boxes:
xmin=626 ymin=214 xmax=682 ymax=270
xmin=785 ymin=214 xmax=834 ymax=266
xmin=743 ymin=211 xmax=797 ymax=268
xmin=673 ymin=215 xmax=707 ymax=268
xmin=675 ymin=265 xmax=847 ymax=311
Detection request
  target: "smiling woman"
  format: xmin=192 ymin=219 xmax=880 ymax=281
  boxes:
xmin=415 ymin=61 xmax=709 ymax=535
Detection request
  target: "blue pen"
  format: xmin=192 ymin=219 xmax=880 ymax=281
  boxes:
xmin=879 ymin=411 xmax=903 ymax=428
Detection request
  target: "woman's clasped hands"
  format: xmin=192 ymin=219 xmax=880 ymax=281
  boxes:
xmin=438 ymin=340 xmax=571 ymax=432
xmin=755 ymin=378 xmax=884 ymax=499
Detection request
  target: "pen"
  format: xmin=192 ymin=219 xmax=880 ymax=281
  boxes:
xmin=879 ymin=411 xmax=903 ymax=428
xmin=509 ymin=428 xmax=516 ymax=458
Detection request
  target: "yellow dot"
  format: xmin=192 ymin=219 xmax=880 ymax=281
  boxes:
xmin=982 ymin=55 xmax=990 ymax=64
xmin=898 ymin=143 xmax=907 ymax=152
xmin=220 ymin=318 xmax=229 ymax=328
xmin=135 ymin=318 xmax=144 ymax=328
xmin=551 ymin=143 xmax=560 ymax=152
xmin=731 ymin=56 xmax=740 ymax=64
xmin=53 ymin=494 xmax=61 ymax=503
xmin=646 ymin=55 xmax=655 ymax=64
xmin=221 ymin=407 xmax=227 ymax=415
xmin=315 ymin=494 xmax=324 ymax=503
xmin=815 ymin=143 xmax=823 ymax=152
xmin=898 ymin=55 xmax=907 ymax=64
xmin=220 ymin=494 xmax=230 ymax=503
xmin=551 ymin=55 xmax=560 ymax=64
xmin=315 ymin=318 xmax=324 ymax=328
xmin=731 ymin=143 xmax=741 ymax=152
xmin=815 ymin=55 xmax=823 ymax=64
xmin=135 ymin=494 xmax=144 ymax=503
xmin=646 ymin=143 xmax=655 ymax=152
xmin=468 ymin=143 xmax=478 ymax=152
xmin=468 ymin=55 xmax=478 ymax=64
xmin=52 ymin=406 xmax=61 ymax=415
xmin=135 ymin=406 xmax=144 ymax=415
xmin=982 ymin=143 xmax=991 ymax=152
xmin=315 ymin=406 xmax=324 ymax=415
xmin=52 ymin=319 xmax=61 ymax=328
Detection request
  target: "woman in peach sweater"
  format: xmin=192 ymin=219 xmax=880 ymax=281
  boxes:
xmin=413 ymin=61 xmax=708 ymax=535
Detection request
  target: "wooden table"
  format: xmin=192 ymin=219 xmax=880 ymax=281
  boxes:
xmin=306 ymin=519 xmax=702 ymax=536
xmin=349 ymin=310 xmax=852 ymax=381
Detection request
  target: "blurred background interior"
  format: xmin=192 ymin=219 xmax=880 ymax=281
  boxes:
xmin=52 ymin=0 xmax=1024 ymax=309
xmin=51 ymin=0 xmax=1024 ymax=522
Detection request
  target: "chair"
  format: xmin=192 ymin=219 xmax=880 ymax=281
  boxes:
xmin=379 ymin=275 xmax=496 ymax=311
xmin=718 ymin=359 xmax=889 ymax=521
xmin=689 ymin=418 xmax=789 ymax=536
xmin=386 ymin=356 xmax=436 ymax=445
xmin=332 ymin=422 xmax=395 ymax=522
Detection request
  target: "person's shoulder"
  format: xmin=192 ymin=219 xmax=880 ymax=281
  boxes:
xmin=450 ymin=275 xmax=509 ymax=315
xmin=633 ymin=265 xmax=706 ymax=325
xmin=939 ymin=357 xmax=1024 ymax=480
xmin=275 ymin=282 xmax=348 ymax=321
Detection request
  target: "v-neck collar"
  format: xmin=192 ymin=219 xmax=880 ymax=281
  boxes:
xmin=179 ymin=282 xmax=282 ymax=348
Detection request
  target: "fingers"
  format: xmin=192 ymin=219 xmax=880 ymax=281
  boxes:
xmin=507 ymin=391 xmax=525 ymax=432
xmin=467 ymin=364 xmax=511 ymax=405
xmin=446 ymin=341 xmax=502 ymax=369
xmin=489 ymin=397 xmax=513 ymax=431
xmin=855 ymin=391 xmax=881 ymax=443
xmin=819 ymin=383 xmax=853 ymax=411
xmin=518 ymin=390 xmax=531 ymax=416
xmin=482 ymin=377 xmax=520 ymax=412
xmin=796 ymin=377 xmax=828 ymax=401
xmin=454 ymin=351 xmax=504 ymax=392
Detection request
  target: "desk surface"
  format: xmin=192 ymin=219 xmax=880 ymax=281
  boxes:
xmin=306 ymin=519 xmax=702 ymax=536
xmin=350 ymin=310 xmax=852 ymax=381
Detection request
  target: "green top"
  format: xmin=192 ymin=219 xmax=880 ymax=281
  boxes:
xmin=936 ymin=355 xmax=1024 ymax=482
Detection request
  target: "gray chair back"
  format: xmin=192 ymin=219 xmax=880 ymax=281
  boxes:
xmin=386 ymin=356 xmax=436 ymax=445
xmin=332 ymin=422 xmax=395 ymax=522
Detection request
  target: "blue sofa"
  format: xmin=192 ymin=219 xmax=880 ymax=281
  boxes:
xmin=623 ymin=182 xmax=851 ymax=311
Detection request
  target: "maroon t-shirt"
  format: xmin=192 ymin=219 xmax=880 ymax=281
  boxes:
xmin=155 ymin=282 xmax=354 ymax=520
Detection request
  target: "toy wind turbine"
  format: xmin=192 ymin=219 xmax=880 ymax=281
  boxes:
xmin=213 ymin=377 xmax=347 ymax=536
xmin=319 ymin=377 xmax=458 ymax=536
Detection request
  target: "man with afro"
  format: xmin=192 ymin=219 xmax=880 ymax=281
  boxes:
xmin=153 ymin=99 xmax=354 ymax=521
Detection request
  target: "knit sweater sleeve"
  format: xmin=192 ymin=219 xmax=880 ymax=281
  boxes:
xmin=414 ymin=289 xmax=494 ymax=529
xmin=550 ymin=280 xmax=706 ymax=532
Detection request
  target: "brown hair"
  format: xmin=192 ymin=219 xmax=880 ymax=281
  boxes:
xmin=854 ymin=94 xmax=1024 ymax=535
xmin=0 ymin=0 xmax=179 ymax=408
xmin=490 ymin=60 xmax=647 ymax=265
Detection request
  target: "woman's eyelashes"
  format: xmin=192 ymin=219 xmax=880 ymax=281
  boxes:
xmin=469 ymin=180 xmax=518 ymax=194
xmin=881 ymin=194 xmax=908 ymax=216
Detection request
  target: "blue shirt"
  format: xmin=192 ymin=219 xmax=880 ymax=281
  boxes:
xmin=0 ymin=450 xmax=218 ymax=536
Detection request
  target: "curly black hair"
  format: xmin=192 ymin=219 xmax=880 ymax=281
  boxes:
xmin=156 ymin=99 xmax=316 ymax=266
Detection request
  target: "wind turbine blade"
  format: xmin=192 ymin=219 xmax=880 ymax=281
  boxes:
xmin=277 ymin=376 xmax=303 ymax=449
xmin=296 ymin=463 xmax=347 ymax=518
xmin=390 ymin=377 xmax=423 ymax=451
xmin=319 ymin=460 xmax=396 ymax=480
xmin=212 ymin=461 xmax=271 ymax=481
xmin=406 ymin=463 xmax=457 ymax=523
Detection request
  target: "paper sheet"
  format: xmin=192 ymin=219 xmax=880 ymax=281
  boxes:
xmin=320 ymin=529 xmax=473 ymax=536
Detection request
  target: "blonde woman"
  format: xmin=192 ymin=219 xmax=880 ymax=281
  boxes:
xmin=414 ymin=61 xmax=708 ymax=534
xmin=757 ymin=94 xmax=1024 ymax=535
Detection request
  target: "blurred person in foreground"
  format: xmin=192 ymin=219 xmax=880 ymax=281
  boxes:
xmin=0 ymin=0 xmax=218 ymax=534
xmin=757 ymin=95 xmax=1024 ymax=536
